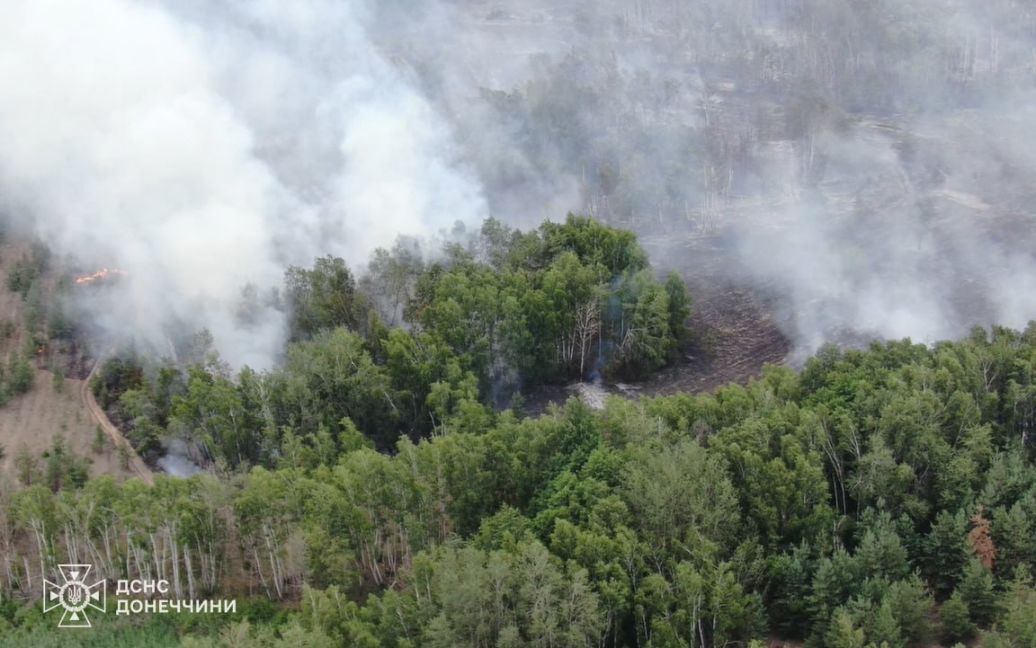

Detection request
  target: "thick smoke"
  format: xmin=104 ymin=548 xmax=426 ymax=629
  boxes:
xmin=371 ymin=0 xmax=1036 ymax=356
xmin=0 ymin=0 xmax=485 ymax=368
xmin=3 ymin=0 xmax=1036 ymax=367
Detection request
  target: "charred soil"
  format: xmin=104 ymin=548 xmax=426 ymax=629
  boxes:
xmin=523 ymin=234 xmax=791 ymax=414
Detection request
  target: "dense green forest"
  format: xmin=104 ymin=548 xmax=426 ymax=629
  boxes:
xmin=2 ymin=219 xmax=1035 ymax=647
xmin=92 ymin=216 xmax=690 ymax=464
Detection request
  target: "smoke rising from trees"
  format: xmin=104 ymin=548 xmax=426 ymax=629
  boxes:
xmin=385 ymin=0 xmax=1036 ymax=357
xmin=2 ymin=0 xmax=1036 ymax=366
xmin=0 ymin=0 xmax=486 ymax=367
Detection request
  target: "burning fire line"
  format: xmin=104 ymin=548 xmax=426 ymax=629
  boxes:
xmin=74 ymin=268 xmax=126 ymax=285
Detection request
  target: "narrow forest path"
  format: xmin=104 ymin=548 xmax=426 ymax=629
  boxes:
xmin=80 ymin=361 xmax=155 ymax=486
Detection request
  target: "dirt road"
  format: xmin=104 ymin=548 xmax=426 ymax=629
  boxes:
xmin=80 ymin=363 xmax=155 ymax=486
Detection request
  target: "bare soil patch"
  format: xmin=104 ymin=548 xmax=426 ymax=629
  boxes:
xmin=0 ymin=369 xmax=134 ymax=480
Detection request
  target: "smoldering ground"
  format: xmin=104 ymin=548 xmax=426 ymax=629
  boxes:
xmin=2 ymin=0 xmax=1036 ymax=369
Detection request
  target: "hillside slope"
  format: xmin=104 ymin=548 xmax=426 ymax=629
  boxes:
xmin=0 ymin=236 xmax=137 ymax=481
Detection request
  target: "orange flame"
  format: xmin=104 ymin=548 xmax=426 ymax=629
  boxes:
xmin=74 ymin=268 xmax=125 ymax=285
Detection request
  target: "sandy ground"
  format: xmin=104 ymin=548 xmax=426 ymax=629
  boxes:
xmin=0 ymin=237 xmax=137 ymax=481
xmin=0 ymin=369 xmax=134 ymax=480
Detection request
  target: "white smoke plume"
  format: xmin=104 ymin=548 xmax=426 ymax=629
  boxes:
xmin=0 ymin=0 xmax=486 ymax=368
xmin=2 ymin=0 xmax=1036 ymax=370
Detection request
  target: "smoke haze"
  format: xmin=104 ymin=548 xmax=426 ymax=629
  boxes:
xmin=2 ymin=0 xmax=1036 ymax=367
xmin=0 ymin=0 xmax=486 ymax=368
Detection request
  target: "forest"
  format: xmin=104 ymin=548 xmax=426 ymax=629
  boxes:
xmin=0 ymin=218 xmax=1034 ymax=647
xmin=4 ymin=0 xmax=1036 ymax=646
xmin=90 ymin=216 xmax=690 ymax=464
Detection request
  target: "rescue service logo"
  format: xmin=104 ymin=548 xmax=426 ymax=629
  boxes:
xmin=42 ymin=568 xmax=236 ymax=628
xmin=43 ymin=564 xmax=107 ymax=628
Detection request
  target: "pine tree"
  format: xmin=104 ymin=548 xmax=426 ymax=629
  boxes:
xmin=939 ymin=592 xmax=975 ymax=644
xmin=958 ymin=557 xmax=1000 ymax=627
xmin=825 ymin=609 xmax=866 ymax=648
xmin=924 ymin=509 xmax=970 ymax=598
xmin=867 ymin=600 xmax=904 ymax=648
xmin=968 ymin=509 xmax=997 ymax=570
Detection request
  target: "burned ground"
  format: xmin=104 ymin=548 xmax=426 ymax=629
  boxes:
xmin=523 ymin=234 xmax=792 ymax=415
